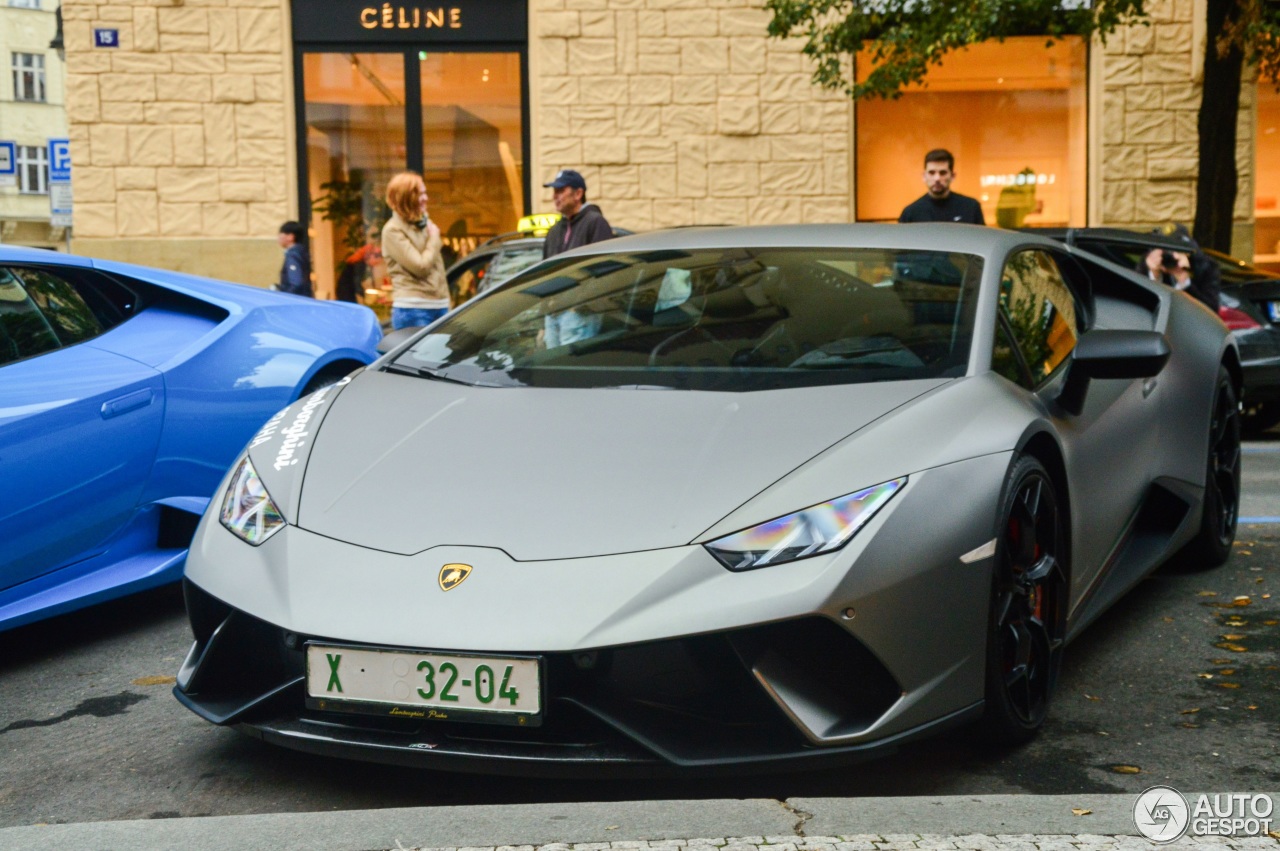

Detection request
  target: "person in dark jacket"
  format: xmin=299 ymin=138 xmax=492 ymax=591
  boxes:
xmin=541 ymin=169 xmax=614 ymax=259
xmin=1137 ymin=224 xmax=1221 ymax=311
xmin=277 ymin=220 xmax=313 ymax=297
xmin=899 ymin=149 xmax=985 ymax=225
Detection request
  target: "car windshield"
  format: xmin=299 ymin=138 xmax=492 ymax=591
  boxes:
xmin=391 ymin=247 xmax=982 ymax=391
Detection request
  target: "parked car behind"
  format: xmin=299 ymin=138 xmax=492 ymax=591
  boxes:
xmin=0 ymin=247 xmax=382 ymax=631
xmin=446 ymin=214 xmax=634 ymax=306
xmin=1035 ymin=227 xmax=1280 ymax=433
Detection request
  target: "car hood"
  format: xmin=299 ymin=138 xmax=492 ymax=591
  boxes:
xmin=288 ymin=370 xmax=951 ymax=560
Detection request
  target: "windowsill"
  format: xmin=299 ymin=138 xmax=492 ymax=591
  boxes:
xmin=12 ymin=99 xmax=49 ymax=104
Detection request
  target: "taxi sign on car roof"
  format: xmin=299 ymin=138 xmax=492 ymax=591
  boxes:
xmin=518 ymin=213 xmax=561 ymax=234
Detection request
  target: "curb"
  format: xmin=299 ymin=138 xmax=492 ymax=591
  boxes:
xmin=6 ymin=793 xmax=1276 ymax=851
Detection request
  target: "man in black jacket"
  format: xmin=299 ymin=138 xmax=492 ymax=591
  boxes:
xmin=542 ymin=169 xmax=614 ymax=258
xmin=899 ymin=149 xmax=985 ymax=225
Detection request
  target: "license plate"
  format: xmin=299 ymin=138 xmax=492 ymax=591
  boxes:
xmin=306 ymin=644 xmax=541 ymax=725
xmin=1268 ymin=301 xmax=1280 ymax=323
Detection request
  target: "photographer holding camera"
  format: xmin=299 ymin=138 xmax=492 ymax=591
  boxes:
xmin=1138 ymin=224 xmax=1220 ymax=312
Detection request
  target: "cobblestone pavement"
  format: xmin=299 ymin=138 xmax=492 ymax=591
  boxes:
xmin=402 ymin=837 xmax=1280 ymax=851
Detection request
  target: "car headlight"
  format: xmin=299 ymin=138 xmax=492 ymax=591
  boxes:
xmin=219 ymin=457 xmax=286 ymax=545
xmin=704 ymin=478 xmax=906 ymax=571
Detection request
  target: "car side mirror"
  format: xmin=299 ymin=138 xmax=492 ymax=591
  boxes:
xmin=1058 ymin=330 xmax=1171 ymax=415
xmin=375 ymin=327 xmax=422 ymax=355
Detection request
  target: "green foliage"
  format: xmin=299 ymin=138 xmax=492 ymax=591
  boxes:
xmin=312 ymin=174 xmax=390 ymax=256
xmin=765 ymin=0 xmax=1150 ymax=100
xmin=1222 ymin=0 xmax=1280 ymax=79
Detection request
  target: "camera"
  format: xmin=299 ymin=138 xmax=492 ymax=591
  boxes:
xmin=1160 ymin=250 xmax=1179 ymax=269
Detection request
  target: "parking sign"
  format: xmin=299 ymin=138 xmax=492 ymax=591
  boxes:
xmin=0 ymin=141 xmax=14 ymax=187
xmin=48 ymin=138 xmax=71 ymax=183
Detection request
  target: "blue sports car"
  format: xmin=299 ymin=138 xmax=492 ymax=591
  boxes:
xmin=0 ymin=246 xmax=381 ymax=631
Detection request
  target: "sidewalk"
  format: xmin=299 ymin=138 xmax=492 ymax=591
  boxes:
xmin=1 ymin=795 xmax=1277 ymax=851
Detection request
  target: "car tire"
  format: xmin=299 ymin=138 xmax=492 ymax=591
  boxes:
xmin=1181 ymin=367 xmax=1241 ymax=568
xmin=1241 ymin=400 xmax=1280 ymax=436
xmin=981 ymin=455 xmax=1068 ymax=745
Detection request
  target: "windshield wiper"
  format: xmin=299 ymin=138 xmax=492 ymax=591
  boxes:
xmin=383 ymin=362 xmax=482 ymax=386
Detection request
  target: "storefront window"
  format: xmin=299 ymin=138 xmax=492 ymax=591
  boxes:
xmin=855 ymin=37 xmax=1088 ymax=228
xmin=421 ymin=52 xmax=524 ymax=265
xmin=303 ymin=52 xmax=406 ymax=302
xmin=1255 ymin=81 xmax=1280 ymax=265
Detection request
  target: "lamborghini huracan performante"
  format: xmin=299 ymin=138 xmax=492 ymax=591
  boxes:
xmin=175 ymin=225 xmax=1240 ymax=775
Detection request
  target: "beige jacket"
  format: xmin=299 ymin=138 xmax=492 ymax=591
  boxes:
xmin=382 ymin=213 xmax=448 ymax=304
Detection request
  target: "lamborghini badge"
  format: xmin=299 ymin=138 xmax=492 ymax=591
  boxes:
xmin=438 ymin=563 xmax=472 ymax=591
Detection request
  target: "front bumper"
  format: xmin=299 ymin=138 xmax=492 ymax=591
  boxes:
xmin=174 ymin=579 xmax=981 ymax=777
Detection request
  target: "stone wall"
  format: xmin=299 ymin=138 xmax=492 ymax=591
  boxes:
xmin=1098 ymin=0 xmax=1254 ymax=253
xmin=530 ymin=0 xmax=853 ymax=230
xmin=62 ymin=0 xmax=291 ymax=284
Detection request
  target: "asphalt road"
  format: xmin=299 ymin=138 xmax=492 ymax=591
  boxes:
xmin=1 ymin=437 xmax=1277 ymax=828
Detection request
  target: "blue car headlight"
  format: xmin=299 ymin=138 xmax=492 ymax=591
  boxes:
xmin=704 ymin=478 xmax=906 ymax=571
xmin=219 ymin=457 xmax=286 ymax=545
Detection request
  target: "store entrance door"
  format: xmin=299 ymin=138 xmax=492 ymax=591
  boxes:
xmin=299 ymin=49 xmax=526 ymax=313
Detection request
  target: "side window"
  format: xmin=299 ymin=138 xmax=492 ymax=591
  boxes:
xmin=0 ymin=268 xmax=62 ymax=366
xmin=11 ymin=267 xmax=105 ymax=346
xmin=999 ymin=250 xmax=1080 ymax=386
xmin=450 ymin=255 xmax=495 ymax=306
xmin=992 ymin=316 xmax=1033 ymax=389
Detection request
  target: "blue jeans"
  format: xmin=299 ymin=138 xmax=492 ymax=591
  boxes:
xmin=392 ymin=307 xmax=447 ymax=330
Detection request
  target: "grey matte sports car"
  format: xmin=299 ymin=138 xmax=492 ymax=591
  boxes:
xmin=174 ymin=225 xmax=1239 ymax=775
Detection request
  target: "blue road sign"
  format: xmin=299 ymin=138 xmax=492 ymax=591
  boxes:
xmin=93 ymin=28 xmax=119 ymax=48
xmin=0 ymin=142 xmax=15 ymax=177
xmin=48 ymin=138 xmax=70 ymax=182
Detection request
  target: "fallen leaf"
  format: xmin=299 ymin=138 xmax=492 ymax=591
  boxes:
xmin=1234 ymin=596 xmax=1252 ymax=605
xmin=1264 ymin=594 xmax=1272 ymax=599
xmin=1072 ymin=808 xmax=1093 ymax=816
xmin=1180 ymin=708 xmax=1201 ymax=714
xmin=1239 ymin=550 xmax=1253 ymax=555
xmin=1216 ymin=682 xmax=1242 ymax=689
xmin=1247 ymin=705 xmax=1259 ymax=710
xmin=1219 ymin=669 xmax=1237 ymax=675
xmin=1212 ymin=658 xmax=1232 ymax=664
xmin=1162 ymin=617 xmax=1175 ymax=623
xmin=605 ymin=826 xmax=619 ymax=831
xmin=1264 ymin=620 xmax=1279 ymax=626
xmin=131 ymin=675 xmax=176 ymax=686
xmin=1180 ymin=722 xmax=1201 ymax=729
xmin=1198 ymin=673 xmax=1215 ymax=679
xmin=1222 ymin=634 xmax=1247 ymax=641
xmin=1083 ymin=694 xmax=1102 ymax=701
xmin=1198 ymin=591 xmax=1219 ymax=597
xmin=1268 ymin=831 xmax=1280 ymax=841
xmin=1112 ymin=765 xmax=1142 ymax=774
xmin=1259 ymin=578 xmax=1266 ymax=584
xmin=1215 ymin=642 xmax=1248 ymax=652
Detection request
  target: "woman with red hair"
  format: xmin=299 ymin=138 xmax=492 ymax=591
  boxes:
xmin=381 ymin=171 xmax=449 ymax=330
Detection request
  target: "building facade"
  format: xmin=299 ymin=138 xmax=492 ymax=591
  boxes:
xmin=59 ymin=0 xmax=1264 ymax=291
xmin=1 ymin=0 xmax=68 ymax=250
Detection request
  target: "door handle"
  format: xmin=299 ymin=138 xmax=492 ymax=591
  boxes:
xmin=1142 ymin=377 xmax=1158 ymax=398
xmin=101 ymin=388 xmax=154 ymax=419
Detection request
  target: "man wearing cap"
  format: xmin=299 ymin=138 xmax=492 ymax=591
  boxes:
xmin=542 ymin=169 xmax=614 ymax=259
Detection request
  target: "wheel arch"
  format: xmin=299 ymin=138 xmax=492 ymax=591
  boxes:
xmin=296 ymin=357 xmax=367 ymax=398
xmin=1221 ymin=344 xmax=1243 ymax=399
xmin=1015 ymin=428 xmax=1073 ymax=583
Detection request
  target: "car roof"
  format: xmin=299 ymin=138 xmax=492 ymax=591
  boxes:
xmin=553 ymin=223 xmax=1054 ymax=258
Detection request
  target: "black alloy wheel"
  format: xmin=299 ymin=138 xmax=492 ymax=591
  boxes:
xmin=1183 ymin=367 xmax=1241 ymax=567
xmin=982 ymin=456 xmax=1068 ymax=744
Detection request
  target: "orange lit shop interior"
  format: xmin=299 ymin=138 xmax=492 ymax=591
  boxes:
xmin=1256 ymin=83 xmax=1280 ymax=266
xmin=302 ymin=51 xmax=524 ymax=302
xmin=856 ymin=37 xmax=1088 ymax=227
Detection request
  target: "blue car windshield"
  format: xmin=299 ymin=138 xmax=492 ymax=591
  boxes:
xmin=391 ymin=247 xmax=982 ymax=391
